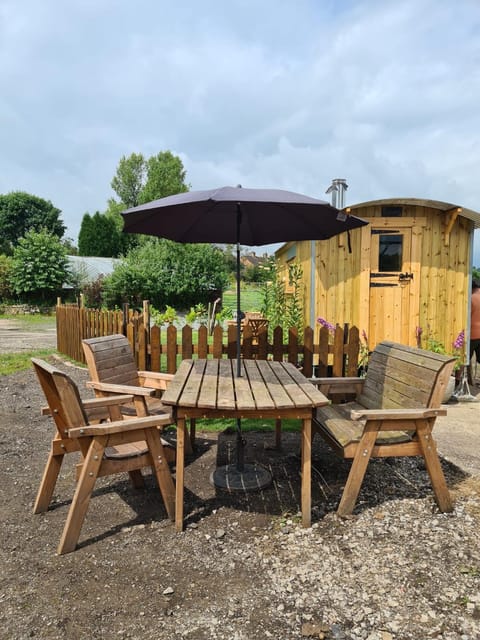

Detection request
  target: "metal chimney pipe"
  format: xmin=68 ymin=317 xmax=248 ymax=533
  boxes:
xmin=333 ymin=178 xmax=348 ymax=209
xmin=325 ymin=181 xmax=338 ymax=208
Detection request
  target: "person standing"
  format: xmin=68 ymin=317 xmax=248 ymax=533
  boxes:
xmin=470 ymin=279 xmax=480 ymax=379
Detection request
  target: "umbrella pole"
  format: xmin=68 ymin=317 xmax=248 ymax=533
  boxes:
xmin=209 ymin=200 xmax=272 ymax=491
xmin=235 ymin=205 xmax=245 ymax=470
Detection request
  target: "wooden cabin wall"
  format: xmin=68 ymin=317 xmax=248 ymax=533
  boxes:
xmin=275 ymin=205 xmax=472 ymax=353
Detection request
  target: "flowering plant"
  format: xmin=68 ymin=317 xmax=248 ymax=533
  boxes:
xmin=358 ymin=329 xmax=370 ymax=376
xmin=452 ymin=330 xmax=465 ymax=371
xmin=416 ymin=325 xmax=464 ymax=371
xmin=317 ymin=317 xmax=335 ymax=333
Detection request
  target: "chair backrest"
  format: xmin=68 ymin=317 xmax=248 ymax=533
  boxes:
xmin=359 ymin=341 xmax=456 ymax=410
xmin=82 ymin=334 xmax=140 ymax=387
xmin=32 ymin=358 xmax=89 ymax=432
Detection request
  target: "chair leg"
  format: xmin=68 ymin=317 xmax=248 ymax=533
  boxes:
xmin=128 ymin=469 xmax=145 ymax=489
xmin=337 ymin=423 xmax=379 ymax=516
xmin=33 ymin=450 xmax=65 ymax=514
xmin=57 ymin=436 xmax=106 ymax=555
xmin=188 ymin=419 xmax=196 ymax=451
xmin=275 ymin=419 xmax=282 ymax=449
xmin=145 ymin=429 xmax=175 ymax=521
xmin=416 ymin=420 xmax=453 ymax=512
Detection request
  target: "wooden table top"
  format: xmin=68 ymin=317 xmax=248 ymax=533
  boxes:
xmin=162 ymin=359 xmax=327 ymax=412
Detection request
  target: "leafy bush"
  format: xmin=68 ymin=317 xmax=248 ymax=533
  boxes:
xmin=9 ymin=229 xmax=71 ymax=304
xmin=0 ymin=255 xmax=14 ymax=301
xmin=103 ymin=238 xmax=229 ymax=310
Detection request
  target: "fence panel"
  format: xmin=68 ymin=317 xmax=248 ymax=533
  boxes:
xmin=55 ymin=303 xmax=361 ymax=374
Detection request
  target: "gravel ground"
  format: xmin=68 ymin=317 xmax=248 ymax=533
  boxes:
xmin=1 ymin=357 xmax=479 ymax=640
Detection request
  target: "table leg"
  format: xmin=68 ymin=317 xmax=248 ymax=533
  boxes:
xmin=175 ymin=417 xmax=185 ymax=532
xmin=301 ymin=417 xmax=312 ymax=528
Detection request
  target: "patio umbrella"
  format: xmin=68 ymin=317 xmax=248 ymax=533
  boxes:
xmin=122 ymin=185 xmax=368 ymax=484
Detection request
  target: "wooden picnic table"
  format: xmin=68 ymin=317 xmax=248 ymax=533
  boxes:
xmin=161 ymin=358 xmax=328 ymax=531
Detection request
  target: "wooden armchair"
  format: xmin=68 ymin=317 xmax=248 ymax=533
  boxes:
xmin=82 ymin=334 xmax=194 ymax=454
xmin=32 ymin=358 xmax=175 ymax=554
xmin=310 ymin=342 xmax=455 ymax=515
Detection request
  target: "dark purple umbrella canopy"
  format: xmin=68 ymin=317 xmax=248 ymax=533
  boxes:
xmin=121 ymin=185 xmax=367 ymax=244
xmin=121 ymin=185 xmax=367 ymax=475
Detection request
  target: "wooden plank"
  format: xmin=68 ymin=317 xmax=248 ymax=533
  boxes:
xmin=197 ymin=325 xmax=208 ymax=359
xmin=255 ymin=360 xmax=296 ymax=409
xmin=150 ymin=325 xmax=161 ymax=372
xmin=243 ymin=360 xmax=276 ymax=410
xmin=282 ymin=362 xmax=329 ymax=406
xmin=162 ymin=359 xmax=196 ymax=406
xmin=317 ymin=326 xmax=329 ymax=376
xmin=303 ymin=326 xmax=314 ymax=378
xmin=212 ymin=325 xmax=223 ymax=359
xmin=216 ymin=358 xmax=236 ymax=410
xmin=197 ymin=359 xmax=220 ymax=409
xmin=182 ymin=325 xmax=193 ymax=360
xmin=272 ymin=326 xmax=283 ymax=361
xmin=232 ymin=361 xmax=256 ymax=410
xmin=166 ymin=324 xmax=177 ymax=374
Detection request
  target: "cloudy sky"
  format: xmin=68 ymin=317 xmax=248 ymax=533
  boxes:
xmin=1 ymin=0 xmax=480 ymax=259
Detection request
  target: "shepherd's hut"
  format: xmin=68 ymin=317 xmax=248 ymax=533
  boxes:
xmin=275 ymin=191 xmax=480 ymax=354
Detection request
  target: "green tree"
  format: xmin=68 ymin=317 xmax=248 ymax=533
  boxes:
xmin=110 ymin=150 xmax=189 ymax=209
xmin=110 ymin=153 xmax=146 ymax=208
xmin=9 ymin=229 xmax=71 ymax=304
xmin=78 ymin=211 xmax=121 ymax=257
xmin=140 ymin=151 xmax=189 ymax=203
xmin=105 ymin=198 xmax=140 ymax=255
xmin=107 ymin=150 xmax=189 ymax=255
xmin=103 ymin=239 xmax=228 ymax=309
xmin=0 ymin=255 xmax=13 ymax=301
xmin=61 ymin=237 xmax=78 ymax=255
xmin=0 ymin=191 xmax=66 ymax=254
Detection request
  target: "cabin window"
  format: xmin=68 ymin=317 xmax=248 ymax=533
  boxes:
xmin=378 ymin=233 xmax=403 ymax=271
xmin=286 ymin=244 xmax=297 ymax=260
xmin=381 ymin=205 xmax=403 ymax=217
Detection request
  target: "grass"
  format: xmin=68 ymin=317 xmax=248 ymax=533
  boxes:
xmin=222 ymin=285 xmax=263 ymax=313
xmin=0 ymin=349 xmax=57 ymax=375
xmin=195 ymin=417 xmax=302 ymax=433
xmin=0 ymin=314 xmax=56 ymax=329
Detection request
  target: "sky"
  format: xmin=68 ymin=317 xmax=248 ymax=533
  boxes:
xmin=1 ymin=0 xmax=480 ymax=260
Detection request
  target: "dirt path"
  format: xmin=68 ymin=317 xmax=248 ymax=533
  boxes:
xmin=0 ymin=317 xmax=57 ymax=353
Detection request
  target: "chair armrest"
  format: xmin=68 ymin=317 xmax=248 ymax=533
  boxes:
xmin=309 ymin=377 xmax=365 ymax=396
xmin=41 ymin=395 xmax=135 ymax=416
xmin=350 ymin=407 xmax=447 ymax=421
xmin=86 ymin=381 xmax=156 ymax=397
xmin=82 ymin=395 xmax=135 ymax=409
xmin=138 ymin=371 xmax=174 ymax=390
xmin=68 ymin=414 xmax=172 ymax=437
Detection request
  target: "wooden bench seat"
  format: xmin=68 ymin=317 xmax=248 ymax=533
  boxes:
xmin=311 ymin=341 xmax=456 ymax=516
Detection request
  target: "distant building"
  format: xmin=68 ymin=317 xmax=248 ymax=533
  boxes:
xmin=67 ymin=256 xmax=121 ymax=286
xmin=240 ymin=251 xmax=269 ymax=270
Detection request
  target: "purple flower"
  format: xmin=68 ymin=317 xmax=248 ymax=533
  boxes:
xmin=453 ymin=330 xmax=465 ymax=350
xmin=317 ymin=317 xmax=335 ymax=333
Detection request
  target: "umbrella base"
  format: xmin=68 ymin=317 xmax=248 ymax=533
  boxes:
xmin=210 ymin=463 xmax=272 ymax=492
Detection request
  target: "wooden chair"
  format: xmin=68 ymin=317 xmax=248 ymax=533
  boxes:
xmin=244 ymin=316 xmax=269 ymax=343
xmin=82 ymin=334 xmax=194 ymax=454
xmin=310 ymin=341 xmax=456 ymax=516
xmin=32 ymin=358 xmax=175 ymax=554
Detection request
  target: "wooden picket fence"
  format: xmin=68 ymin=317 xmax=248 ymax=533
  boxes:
xmin=55 ymin=302 xmax=362 ymax=377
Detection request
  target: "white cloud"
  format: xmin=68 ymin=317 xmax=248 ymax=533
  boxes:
xmin=1 ymin=0 xmax=480 ymax=258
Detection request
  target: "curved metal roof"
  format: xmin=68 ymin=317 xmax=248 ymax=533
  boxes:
xmin=346 ymin=197 xmax=480 ymax=229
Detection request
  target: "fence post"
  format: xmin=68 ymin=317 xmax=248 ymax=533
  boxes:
xmin=122 ymin=303 xmax=129 ymax=336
